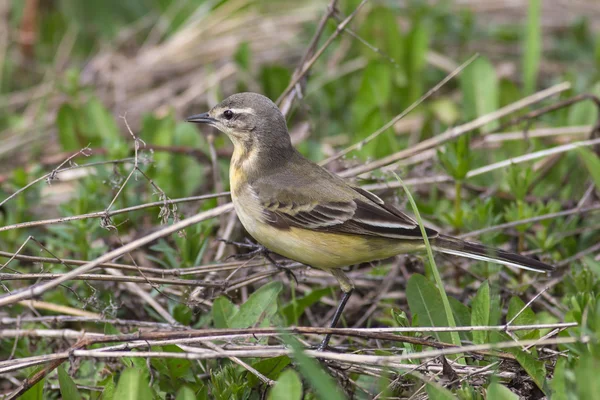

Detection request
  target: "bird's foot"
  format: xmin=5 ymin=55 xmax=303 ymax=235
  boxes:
xmin=217 ymin=238 xmax=298 ymax=284
xmin=218 ymin=238 xmax=266 ymax=259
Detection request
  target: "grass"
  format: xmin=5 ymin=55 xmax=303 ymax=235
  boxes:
xmin=1 ymin=0 xmax=600 ymax=399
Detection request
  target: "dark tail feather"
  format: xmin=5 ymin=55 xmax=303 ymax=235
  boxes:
xmin=431 ymin=234 xmax=554 ymax=273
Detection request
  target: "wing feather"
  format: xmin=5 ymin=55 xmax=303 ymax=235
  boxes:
xmin=258 ymin=184 xmax=437 ymax=240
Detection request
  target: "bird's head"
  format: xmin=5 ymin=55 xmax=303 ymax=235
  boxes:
xmin=187 ymin=92 xmax=291 ymax=153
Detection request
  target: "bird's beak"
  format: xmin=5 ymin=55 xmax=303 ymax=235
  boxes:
xmin=186 ymin=112 xmax=216 ymax=125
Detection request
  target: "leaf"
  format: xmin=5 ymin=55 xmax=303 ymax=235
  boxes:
xmin=576 ymin=147 xmax=600 ymax=192
xmin=114 ymin=368 xmax=153 ymax=400
xmin=506 ymin=296 xmax=538 ymax=339
xmin=212 ymin=296 xmax=238 ymax=328
xmin=98 ymin=375 xmax=115 ymax=400
xmin=460 ymin=56 xmax=499 ymax=130
xmin=550 ymin=358 xmax=567 ymax=400
xmin=351 ymin=61 xmax=392 ymax=126
xmin=173 ymin=303 xmax=193 ymax=325
xmin=58 ymin=366 xmax=83 ymax=400
xmin=523 ymin=0 xmax=541 ymax=94
xmin=426 ymin=382 xmax=458 ymax=400
xmin=229 ymin=281 xmax=283 ymax=328
xmin=405 ymin=19 xmax=430 ymax=103
xmin=575 ymin=354 xmax=600 ymax=400
xmin=471 ymin=281 xmax=490 ymax=345
xmin=56 ymin=103 xmax=80 ymax=151
xmin=260 ymin=65 xmax=292 ymax=100
xmin=406 ymin=274 xmax=454 ymax=344
xmin=234 ymin=42 xmax=252 ymax=71
xmin=281 ymin=287 xmax=331 ymax=325
xmin=162 ymin=344 xmax=192 ymax=381
xmin=487 ymin=382 xmax=519 ymax=400
xmin=505 ymin=347 xmax=546 ymax=390
xmin=175 ymin=386 xmax=196 ymax=400
xmin=567 ymin=82 xmax=600 ymax=125
xmin=449 ymin=297 xmax=472 ymax=341
xmin=247 ymin=356 xmax=291 ymax=387
xmin=268 ymin=369 xmax=303 ymax=400
xmin=85 ymin=97 xmax=121 ymax=147
xmin=20 ymin=375 xmax=44 ymax=400
xmin=282 ymin=335 xmax=344 ymax=400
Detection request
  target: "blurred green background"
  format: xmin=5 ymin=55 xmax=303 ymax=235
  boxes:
xmin=1 ymin=0 xmax=600 ymax=399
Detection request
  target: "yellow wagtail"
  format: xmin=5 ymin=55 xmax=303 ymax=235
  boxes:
xmin=187 ymin=92 xmax=554 ymax=350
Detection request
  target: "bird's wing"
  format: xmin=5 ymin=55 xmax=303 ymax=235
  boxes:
xmin=252 ymin=177 xmax=437 ymax=240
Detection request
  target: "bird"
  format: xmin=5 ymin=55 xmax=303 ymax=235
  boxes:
xmin=187 ymin=92 xmax=554 ymax=350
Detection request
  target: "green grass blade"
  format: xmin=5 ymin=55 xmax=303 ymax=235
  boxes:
xmin=393 ymin=172 xmax=463 ymax=351
xmin=523 ymin=0 xmax=541 ymax=94
xmin=282 ymin=335 xmax=345 ymax=400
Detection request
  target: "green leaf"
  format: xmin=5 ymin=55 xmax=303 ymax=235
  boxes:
xmin=20 ymin=375 xmax=44 ymax=400
xmin=98 ymin=375 xmax=115 ymax=400
xmin=281 ymin=287 xmax=331 ymax=325
xmin=567 ymin=82 xmax=600 ymax=125
xmin=407 ymin=274 xmax=454 ymax=345
xmin=471 ymin=281 xmax=490 ymax=344
xmin=506 ymin=296 xmax=537 ymax=339
xmin=114 ymin=368 xmax=153 ymax=400
xmin=56 ymin=103 xmax=80 ymax=151
xmin=260 ymin=65 xmax=292 ymax=100
xmin=85 ymin=97 xmax=120 ymax=147
xmin=405 ymin=19 xmax=430 ymax=103
xmin=268 ymin=369 xmax=303 ymax=400
xmin=460 ymin=57 xmax=499 ymax=130
xmin=58 ymin=366 xmax=83 ymax=400
xmin=173 ymin=303 xmax=193 ymax=325
xmin=550 ymin=358 xmax=567 ymax=400
xmin=487 ymin=382 xmax=519 ymax=400
xmin=234 ymin=42 xmax=252 ymax=71
xmin=505 ymin=347 xmax=546 ymax=390
xmin=449 ymin=297 xmax=472 ymax=341
xmin=523 ymin=0 xmax=541 ymax=94
xmin=575 ymin=354 xmax=600 ymax=400
xmin=162 ymin=344 xmax=192 ymax=381
xmin=426 ymin=382 xmax=458 ymax=399
xmin=212 ymin=296 xmax=238 ymax=328
xmin=175 ymin=386 xmax=196 ymax=400
xmin=247 ymin=356 xmax=291 ymax=387
xmin=229 ymin=281 xmax=283 ymax=328
xmin=282 ymin=335 xmax=344 ymax=400
xmin=576 ymin=147 xmax=600 ymax=192
xmin=351 ymin=61 xmax=392 ymax=125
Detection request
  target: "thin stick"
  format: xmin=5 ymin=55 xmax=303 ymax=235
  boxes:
xmin=340 ymin=82 xmax=571 ymax=178
xmin=0 ymin=192 xmax=230 ymax=232
xmin=276 ymin=0 xmax=370 ymax=106
xmin=0 ymin=203 xmax=235 ymax=307
xmin=321 ymin=54 xmax=479 ymax=166
xmin=0 ymin=155 xmax=133 ymax=209
xmin=279 ymin=0 xmax=339 ymax=116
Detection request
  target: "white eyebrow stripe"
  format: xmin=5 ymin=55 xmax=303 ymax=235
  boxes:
xmin=229 ymin=107 xmax=256 ymax=115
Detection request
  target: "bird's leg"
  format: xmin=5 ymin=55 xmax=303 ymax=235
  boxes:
xmin=217 ymin=238 xmax=298 ymax=284
xmin=318 ymin=269 xmax=354 ymax=351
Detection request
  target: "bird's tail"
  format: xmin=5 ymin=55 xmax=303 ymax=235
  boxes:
xmin=431 ymin=234 xmax=554 ymax=273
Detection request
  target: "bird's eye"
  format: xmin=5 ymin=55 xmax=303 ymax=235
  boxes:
xmin=223 ymin=110 xmax=234 ymax=120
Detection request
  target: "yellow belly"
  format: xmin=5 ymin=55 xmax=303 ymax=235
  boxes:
xmin=229 ymin=162 xmax=424 ymax=270
xmin=250 ymin=223 xmax=421 ymax=270
xmin=231 ymin=191 xmax=422 ymax=270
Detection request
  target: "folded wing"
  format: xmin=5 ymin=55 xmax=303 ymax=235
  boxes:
xmin=258 ymin=184 xmax=438 ymax=240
